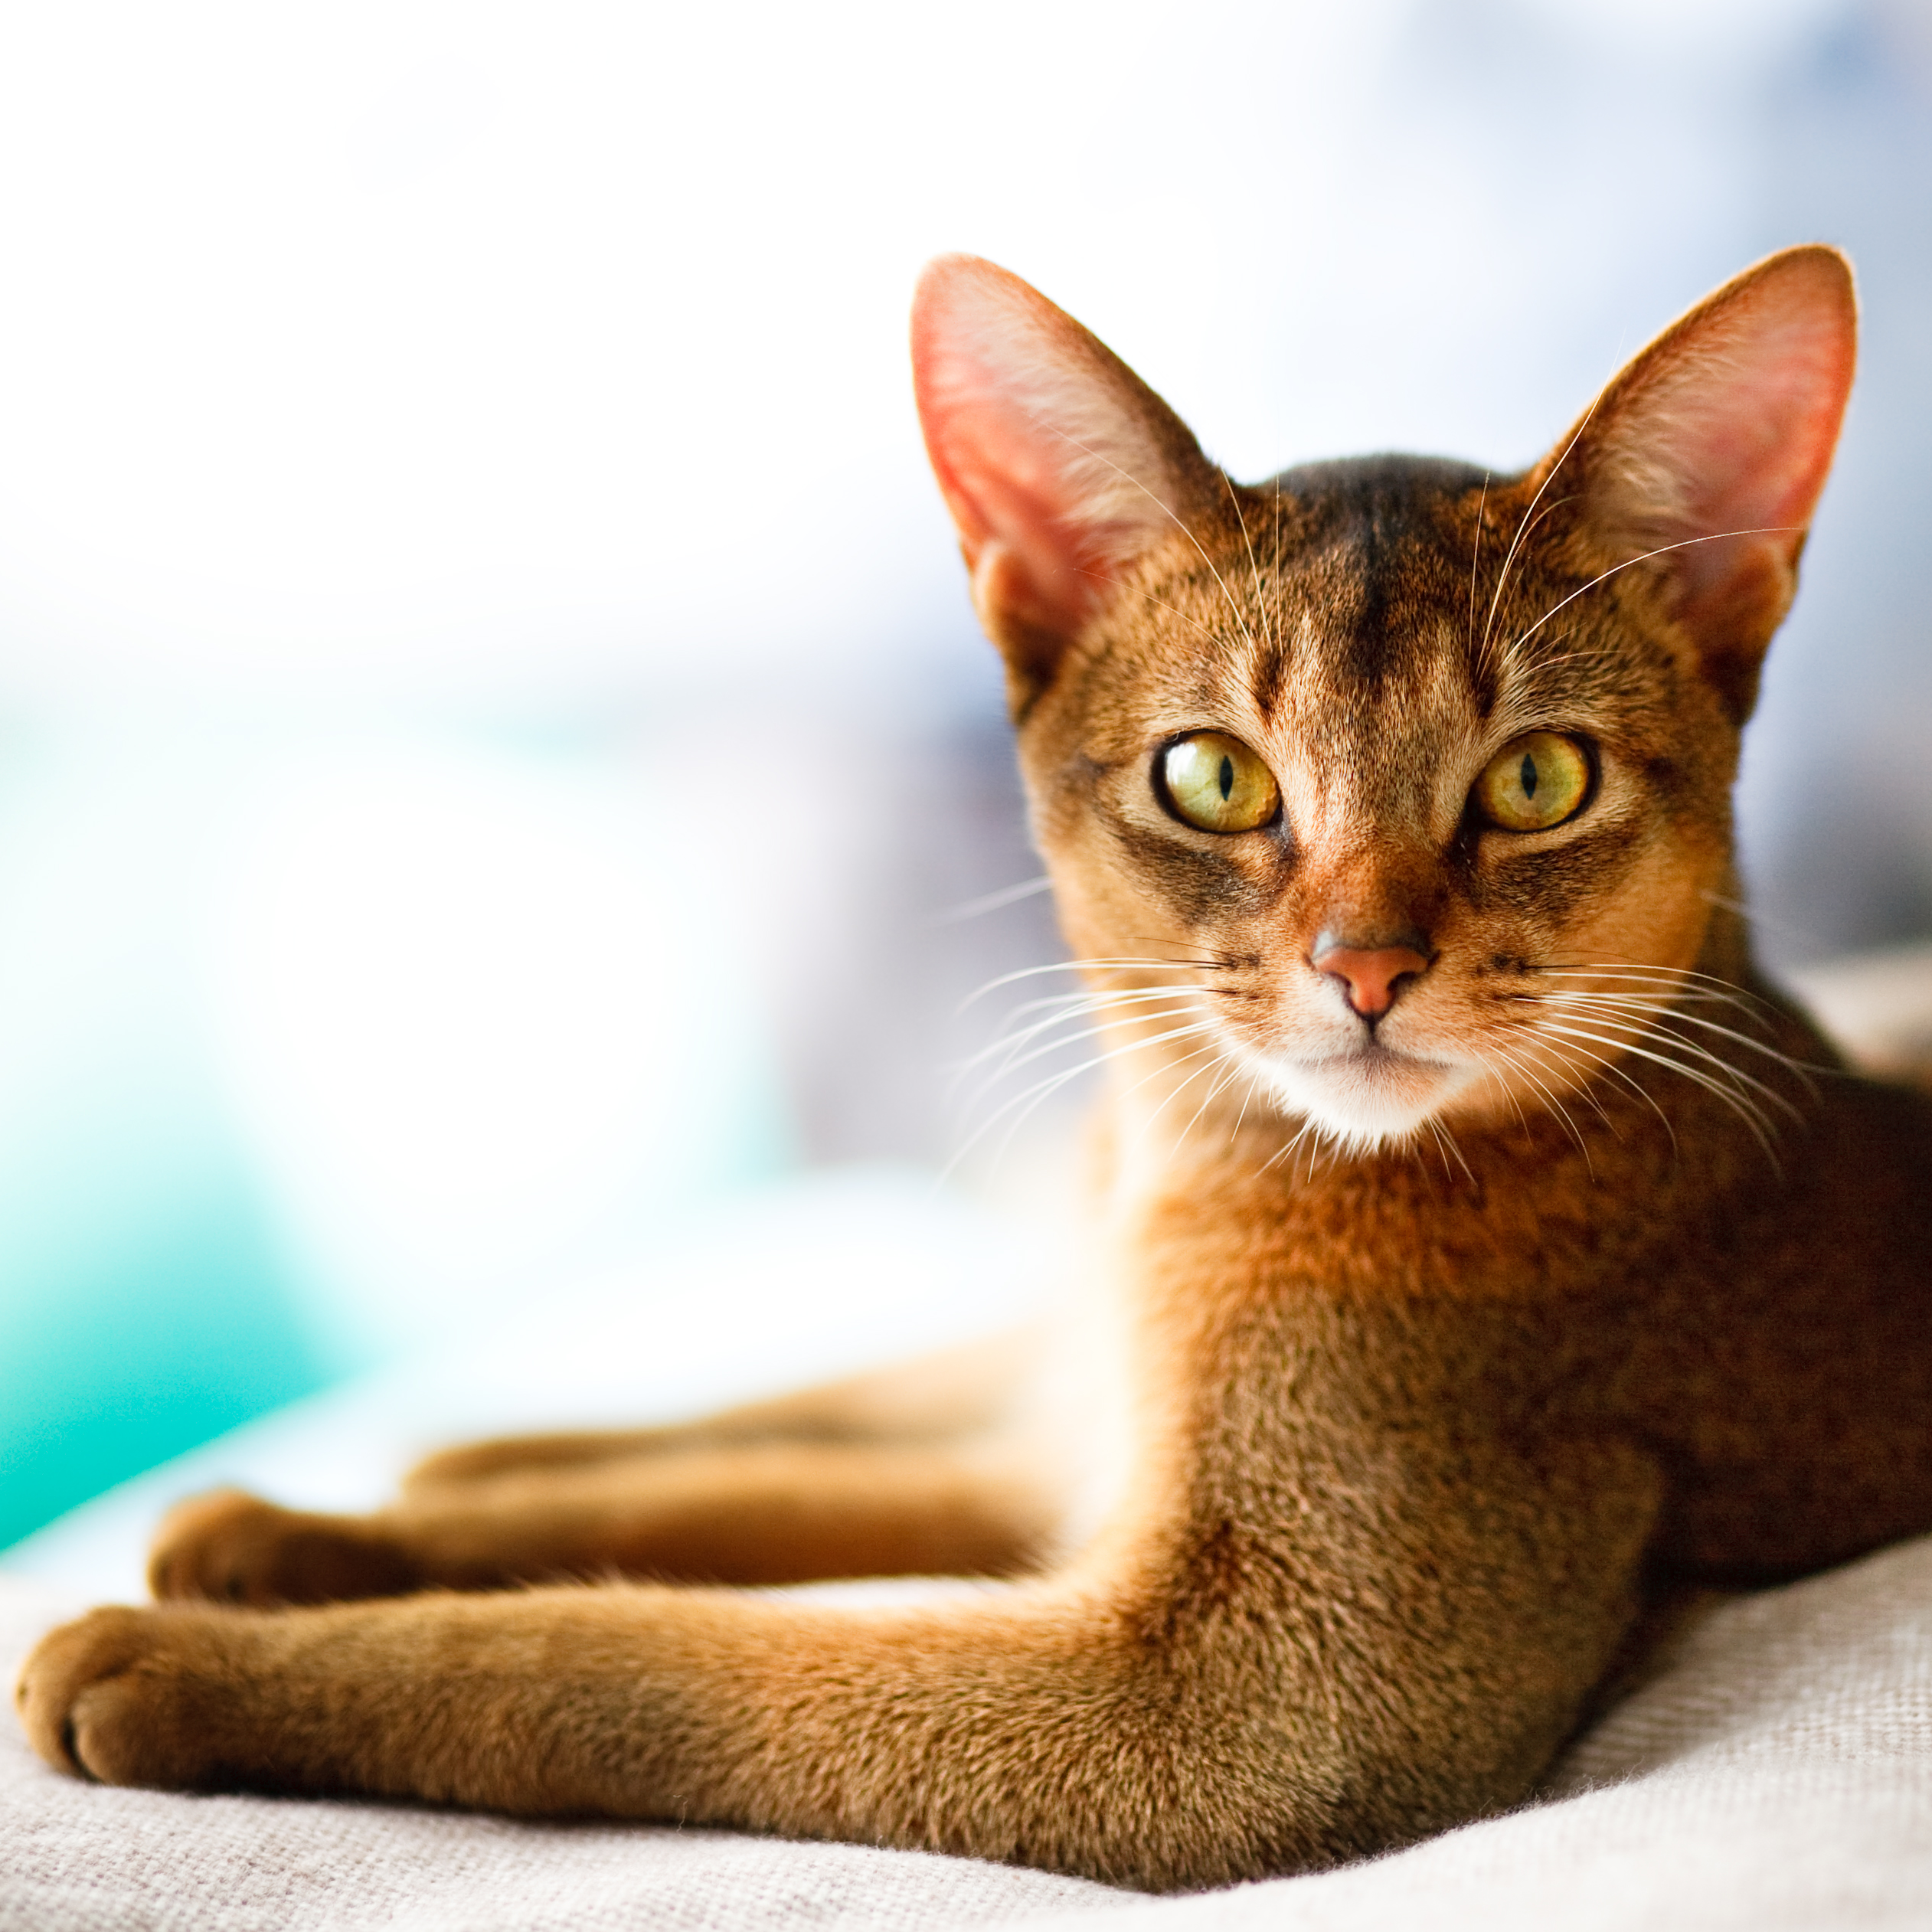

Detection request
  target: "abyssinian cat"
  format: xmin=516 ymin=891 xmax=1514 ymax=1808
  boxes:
xmin=19 ymin=244 xmax=1932 ymax=1893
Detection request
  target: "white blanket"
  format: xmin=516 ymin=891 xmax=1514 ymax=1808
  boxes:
xmin=7 ymin=1532 xmax=1931 ymax=1931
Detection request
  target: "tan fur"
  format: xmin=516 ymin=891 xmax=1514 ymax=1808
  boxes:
xmin=20 ymin=246 xmax=1930 ymax=1895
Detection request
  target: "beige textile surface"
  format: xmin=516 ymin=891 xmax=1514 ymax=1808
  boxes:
xmin=5 ymin=1533 xmax=1931 ymax=1932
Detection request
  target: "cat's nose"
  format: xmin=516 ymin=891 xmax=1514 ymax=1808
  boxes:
xmin=1309 ymin=936 xmax=1433 ymax=1019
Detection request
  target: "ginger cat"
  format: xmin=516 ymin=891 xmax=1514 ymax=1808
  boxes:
xmin=20 ymin=245 xmax=1932 ymax=1894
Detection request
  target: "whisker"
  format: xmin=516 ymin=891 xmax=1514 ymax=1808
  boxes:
xmin=984 ymin=986 xmax=1203 ymax=1028
xmin=970 ymin=981 xmax=1214 ymax=1043
xmin=1485 ymin=1035 xmax=1595 ymax=1169
xmin=999 ymin=982 xmax=1210 ymax=1021
xmin=1697 ymin=888 xmax=1825 ymax=959
xmin=1426 ymin=1116 xmax=1476 ymax=1185
xmin=942 ymin=1017 xmax=1223 ymax=1182
xmin=1036 ymin=424 xmax=1263 ymax=658
xmin=955 ymin=1001 xmax=1206 ymax=1109
xmin=1096 ymin=1039 xmax=1234 ymax=1172
xmin=1229 ymin=1068 xmax=1265 ymax=1144
xmin=1537 ymin=983 xmax=1762 ymax=1015
xmin=1260 ymin=1112 xmax=1326 ymax=1178
xmin=1542 ymin=961 xmax=1764 ymax=991
xmin=962 ymin=1004 xmax=1205 ymax=1113
xmin=1222 ymin=472 xmax=1270 ymax=655
xmin=1528 ymin=1020 xmax=1785 ymax=1162
xmin=1491 ymin=1043 xmax=1600 ymax=1128
xmin=957 ymin=986 xmax=1212 ymax=1075
xmin=1481 ymin=381 xmax=1606 ymax=663
xmin=1484 ymin=492 xmax=1579 ymax=675
xmin=1269 ymin=477 xmax=1287 ymax=697
xmin=1073 ymin=566 xmax=1221 ymax=646
xmin=1528 ymin=993 xmax=1821 ymax=1087
xmin=931 ymin=876 xmax=1053 ymax=925
xmin=1466 ymin=470 xmax=1489 ymax=662
xmin=1466 ymin=1044 xmax=1536 ymax=1139
xmin=1165 ymin=1051 xmax=1249 ymax=1165
xmin=954 ymin=999 xmax=1208 ymax=1104
xmin=1532 ymin=1010 xmax=1806 ymax=1123
xmin=1120 ymin=940 xmax=1243 ymax=969
xmin=1502 ymin=524 xmax=1803 ymax=664
xmin=1506 ymin=1025 xmax=1675 ymax=1155
xmin=957 ymin=956 xmax=1214 ymax=1015
xmin=1127 ymin=1046 xmax=1243 ymax=1170
xmin=1536 ymin=963 xmax=1777 ymax=1022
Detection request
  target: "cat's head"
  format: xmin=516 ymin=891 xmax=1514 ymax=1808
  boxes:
xmin=913 ymin=250 xmax=1855 ymax=1151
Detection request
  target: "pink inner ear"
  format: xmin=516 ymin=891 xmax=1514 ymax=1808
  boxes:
xmin=1597 ymin=255 xmax=1856 ymax=608
xmin=912 ymin=257 xmax=1192 ymax=644
xmin=916 ymin=345 xmax=1099 ymax=633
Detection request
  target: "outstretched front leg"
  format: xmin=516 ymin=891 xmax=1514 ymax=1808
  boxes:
xmin=23 ymin=1423 xmax=1662 ymax=1891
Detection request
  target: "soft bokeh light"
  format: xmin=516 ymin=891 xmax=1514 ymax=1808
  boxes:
xmin=208 ymin=736 xmax=790 ymax=1363
xmin=0 ymin=0 xmax=1869 ymax=711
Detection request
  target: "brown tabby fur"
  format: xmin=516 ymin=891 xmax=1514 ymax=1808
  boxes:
xmin=19 ymin=245 xmax=1932 ymax=1894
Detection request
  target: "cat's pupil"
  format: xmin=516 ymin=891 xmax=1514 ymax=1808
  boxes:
xmin=1520 ymin=753 xmax=1538 ymax=799
xmin=1218 ymin=756 xmax=1234 ymax=800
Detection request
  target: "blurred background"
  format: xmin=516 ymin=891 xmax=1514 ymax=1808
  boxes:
xmin=2 ymin=0 xmax=1930 ymax=1553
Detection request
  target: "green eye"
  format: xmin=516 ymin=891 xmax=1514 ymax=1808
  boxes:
xmin=1160 ymin=731 xmax=1280 ymax=833
xmin=1474 ymin=731 xmax=1592 ymax=832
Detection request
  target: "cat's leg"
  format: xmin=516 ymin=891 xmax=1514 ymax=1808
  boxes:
xmin=22 ymin=1434 xmax=1662 ymax=1891
xmin=149 ymin=1436 xmax=1062 ymax=1606
xmin=146 ymin=1332 xmax=1048 ymax=1607
xmin=403 ymin=1331 xmax=1031 ymax=1486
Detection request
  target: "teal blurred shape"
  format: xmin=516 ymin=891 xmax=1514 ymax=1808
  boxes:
xmin=0 ymin=719 xmax=795 ymax=1551
xmin=0 ymin=1178 xmax=324 ymax=1550
xmin=0 ymin=721 xmax=331 ymax=1548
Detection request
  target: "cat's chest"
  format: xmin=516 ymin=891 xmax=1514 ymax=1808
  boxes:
xmin=1120 ymin=1136 xmax=1692 ymax=1313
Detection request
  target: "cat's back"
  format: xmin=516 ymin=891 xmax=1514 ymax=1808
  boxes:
xmin=1594 ymin=1043 xmax=1932 ymax=1581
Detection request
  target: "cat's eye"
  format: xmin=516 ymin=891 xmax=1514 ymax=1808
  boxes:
xmin=1474 ymin=731 xmax=1593 ymax=832
xmin=1159 ymin=731 xmax=1281 ymax=833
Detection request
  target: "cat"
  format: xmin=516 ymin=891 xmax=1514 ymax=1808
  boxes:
xmin=20 ymin=244 xmax=1932 ymax=1894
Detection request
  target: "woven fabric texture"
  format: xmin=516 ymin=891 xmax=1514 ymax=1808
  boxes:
xmin=5 ymin=1534 xmax=1931 ymax=1931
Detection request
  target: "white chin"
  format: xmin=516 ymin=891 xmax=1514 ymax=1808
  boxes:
xmin=1257 ymin=1048 xmax=1474 ymax=1151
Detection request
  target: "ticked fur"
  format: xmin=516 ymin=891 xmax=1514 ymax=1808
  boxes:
xmin=19 ymin=247 xmax=1932 ymax=1895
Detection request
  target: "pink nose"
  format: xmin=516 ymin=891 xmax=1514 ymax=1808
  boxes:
xmin=1310 ymin=942 xmax=1431 ymax=1018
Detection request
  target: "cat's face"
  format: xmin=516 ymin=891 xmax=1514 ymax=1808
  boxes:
xmin=1017 ymin=463 xmax=1738 ymax=1146
xmin=914 ymin=252 xmax=1855 ymax=1149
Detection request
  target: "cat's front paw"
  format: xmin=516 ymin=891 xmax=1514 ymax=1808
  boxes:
xmin=15 ymin=1604 xmax=242 ymax=1787
xmin=149 ymin=1489 xmax=420 ymax=1607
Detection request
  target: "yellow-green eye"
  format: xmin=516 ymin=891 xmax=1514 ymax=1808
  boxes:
xmin=1160 ymin=731 xmax=1280 ymax=833
xmin=1474 ymin=731 xmax=1592 ymax=832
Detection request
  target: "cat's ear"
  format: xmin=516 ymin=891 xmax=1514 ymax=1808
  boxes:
xmin=913 ymin=255 xmax=1220 ymax=703
xmin=1551 ymin=244 xmax=1856 ymax=720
